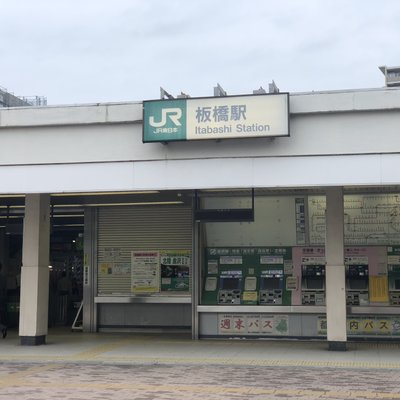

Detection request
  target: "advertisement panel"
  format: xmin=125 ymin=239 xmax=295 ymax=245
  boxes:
xmin=160 ymin=250 xmax=191 ymax=291
xmin=143 ymin=93 xmax=289 ymax=142
xmin=131 ymin=251 xmax=160 ymax=293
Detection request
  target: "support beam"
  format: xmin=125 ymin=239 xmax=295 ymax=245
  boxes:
xmin=191 ymin=219 xmax=201 ymax=340
xmin=19 ymin=194 xmax=50 ymax=345
xmin=82 ymin=207 xmax=97 ymax=332
xmin=325 ymin=187 xmax=347 ymax=351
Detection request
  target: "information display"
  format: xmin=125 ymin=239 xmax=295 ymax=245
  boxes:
xmin=309 ymin=194 xmax=400 ymax=245
xmin=131 ymin=251 xmax=160 ymax=293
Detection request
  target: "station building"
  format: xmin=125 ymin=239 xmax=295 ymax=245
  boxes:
xmin=1 ymin=68 xmax=400 ymax=350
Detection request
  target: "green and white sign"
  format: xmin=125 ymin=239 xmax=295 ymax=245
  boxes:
xmin=143 ymin=94 xmax=289 ymax=143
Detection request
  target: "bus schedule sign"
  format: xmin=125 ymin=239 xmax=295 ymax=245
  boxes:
xmin=143 ymin=93 xmax=289 ymax=143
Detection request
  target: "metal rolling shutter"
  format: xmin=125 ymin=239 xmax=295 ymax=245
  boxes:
xmin=97 ymin=206 xmax=193 ymax=295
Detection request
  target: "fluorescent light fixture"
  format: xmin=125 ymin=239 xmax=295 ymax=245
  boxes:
xmin=53 ymin=204 xmax=84 ymax=208
xmin=0 ymin=194 xmax=25 ymax=198
xmin=52 ymin=214 xmax=84 ymax=218
xmin=52 ymin=191 xmax=159 ymax=196
xmin=202 ymin=189 xmax=251 ymax=192
xmin=53 ymin=224 xmax=84 ymax=227
xmin=0 ymin=215 xmax=23 ymax=219
xmin=86 ymin=201 xmax=184 ymax=207
xmin=53 ymin=200 xmax=183 ymax=207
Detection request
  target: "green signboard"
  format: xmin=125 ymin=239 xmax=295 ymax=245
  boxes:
xmin=202 ymin=247 xmax=293 ymax=306
xmin=143 ymin=94 xmax=289 ymax=143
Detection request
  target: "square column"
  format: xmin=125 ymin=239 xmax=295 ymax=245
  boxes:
xmin=325 ymin=187 xmax=347 ymax=351
xmin=19 ymin=194 xmax=50 ymax=345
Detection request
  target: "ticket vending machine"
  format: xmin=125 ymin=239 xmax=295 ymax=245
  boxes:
xmin=203 ymin=247 xmax=292 ymax=306
xmin=345 ymin=264 xmax=369 ymax=306
xmin=259 ymin=269 xmax=284 ymax=305
xmin=388 ymin=265 xmax=400 ymax=305
xmin=301 ymin=265 xmax=325 ymax=306
xmin=218 ymin=273 xmax=243 ymax=304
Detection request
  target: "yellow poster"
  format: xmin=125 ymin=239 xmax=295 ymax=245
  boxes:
xmin=99 ymin=263 xmax=112 ymax=275
xmin=369 ymin=276 xmax=389 ymax=302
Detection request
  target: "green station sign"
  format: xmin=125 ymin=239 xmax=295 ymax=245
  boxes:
xmin=143 ymin=94 xmax=289 ymax=143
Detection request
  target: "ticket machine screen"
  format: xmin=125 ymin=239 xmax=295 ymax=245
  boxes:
xmin=305 ymin=277 xmax=324 ymax=290
xmin=348 ymin=278 xmax=368 ymax=290
xmin=260 ymin=277 xmax=281 ymax=290
xmin=220 ymin=277 xmax=241 ymax=290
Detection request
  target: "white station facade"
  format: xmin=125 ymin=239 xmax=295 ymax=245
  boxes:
xmin=1 ymin=80 xmax=400 ymax=349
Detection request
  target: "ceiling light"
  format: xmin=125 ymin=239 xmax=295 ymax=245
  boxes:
xmin=53 ymin=204 xmax=84 ymax=208
xmin=52 ymin=191 xmax=160 ymax=196
xmin=85 ymin=201 xmax=184 ymax=207
xmin=52 ymin=214 xmax=84 ymax=218
xmin=52 ymin=224 xmax=84 ymax=227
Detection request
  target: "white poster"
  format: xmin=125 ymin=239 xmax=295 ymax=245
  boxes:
xmin=131 ymin=251 xmax=160 ymax=293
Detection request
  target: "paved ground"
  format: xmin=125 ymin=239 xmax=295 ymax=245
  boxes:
xmin=1 ymin=328 xmax=400 ymax=399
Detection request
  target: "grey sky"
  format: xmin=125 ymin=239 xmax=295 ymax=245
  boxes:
xmin=0 ymin=0 xmax=399 ymax=105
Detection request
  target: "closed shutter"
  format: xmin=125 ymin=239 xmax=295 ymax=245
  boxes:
xmin=97 ymin=206 xmax=192 ymax=295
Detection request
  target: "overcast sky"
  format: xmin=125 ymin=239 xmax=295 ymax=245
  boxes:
xmin=0 ymin=0 xmax=399 ymax=105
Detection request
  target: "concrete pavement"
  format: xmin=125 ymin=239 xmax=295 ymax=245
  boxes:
xmin=1 ymin=328 xmax=400 ymax=399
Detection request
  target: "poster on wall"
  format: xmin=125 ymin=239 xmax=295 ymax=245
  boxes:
xmin=160 ymin=250 xmax=191 ymax=291
xmin=308 ymin=194 xmax=400 ymax=245
xmin=295 ymin=198 xmax=306 ymax=245
xmin=131 ymin=251 xmax=160 ymax=293
xmin=318 ymin=316 xmax=400 ymax=336
xmin=218 ymin=314 xmax=289 ymax=336
xmin=99 ymin=262 xmax=130 ymax=276
xmin=103 ymin=247 xmax=123 ymax=262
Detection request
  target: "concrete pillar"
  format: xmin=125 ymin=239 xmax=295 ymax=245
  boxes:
xmin=19 ymin=194 xmax=50 ymax=345
xmin=83 ymin=207 xmax=97 ymax=332
xmin=325 ymin=187 xmax=347 ymax=351
xmin=0 ymin=228 xmax=5 ymax=267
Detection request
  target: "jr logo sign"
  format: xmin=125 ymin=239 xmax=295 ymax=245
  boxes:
xmin=143 ymin=99 xmax=187 ymax=142
xmin=149 ymin=108 xmax=182 ymax=128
